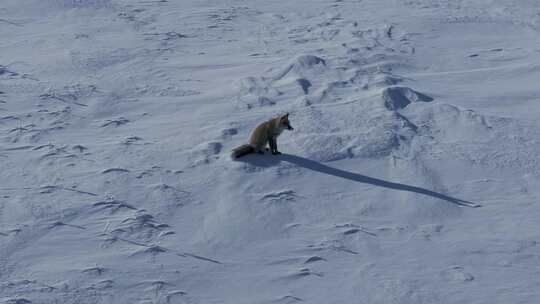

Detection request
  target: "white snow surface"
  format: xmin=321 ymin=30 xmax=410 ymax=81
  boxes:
xmin=1 ymin=0 xmax=540 ymax=303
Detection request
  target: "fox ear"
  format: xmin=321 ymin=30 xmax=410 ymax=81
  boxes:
xmin=282 ymin=113 xmax=289 ymax=119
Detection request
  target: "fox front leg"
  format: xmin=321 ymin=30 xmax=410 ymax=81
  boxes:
xmin=270 ymin=137 xmax=281 ymax=155
xmin=268 ymin=137 xmax=275 ymax=154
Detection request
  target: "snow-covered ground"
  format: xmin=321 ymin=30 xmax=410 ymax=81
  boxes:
xmin=2 ymin=0 xmax=540 ymax=303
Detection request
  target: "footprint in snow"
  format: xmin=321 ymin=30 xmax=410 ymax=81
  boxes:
xmin=131 ymin=280 xmax=175 ymax=293
xmin=271 ymin=295 xmax=303 ymax=304
xmin=88 ymin=280 xmax=114 ymax=290
xmin=335 ymin=223 xmax=377 ymax=237
xmin=260 ymin=190 xmax=299 ymax=203
xmin=121 ymin=136 xmax=143 ymax=145
xmin=267 ymin=257 xmax=303 ymax=266
xmin=130 ymin=245 xmax=168 ymax=257
xmin=268 ymin=255 xmax=325 ymax=266
xmin=81 ymin=266 xmax=106 ymax=276
xmin=0 ymin=65 xmax=19 ymax=77
xmin=220 ymin=127 xmax=238 ymax=139
xmin=189 ymin=141 xmax=222 ymax=166
xmin=304 ymin=256 xmax=326 ymax=264
xmin=411 ymin=224 xmax=444 ymax=241
xmin=92 ymin=199 xmax=137 ymax=214
xmin=441 ymin=266 xmax=474 ymax=282
xmin=284 ymin=268 xmax=323 ymax=280
xmin=48 ymin=221 xmax=86 ymax=230
xmin=102 ymin=168 xmax=130 ymax=174
xmin=166 ymin=290 xmax=188 ymax=302
xmin=342 ymin=228 xmax=377 ymax=237
xmin=100 ymin=117 xmax=129 ymax=127
xmin=71 ymin=144 xmax=88 ymax=153
xmin=296 ymin=78 xmax=312 ymax=94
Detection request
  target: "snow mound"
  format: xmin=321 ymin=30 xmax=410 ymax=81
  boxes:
xmin=383 ymin=86 xmax=433 ymax=110
xmin=273 ymin=55 xmax=327 ymax=80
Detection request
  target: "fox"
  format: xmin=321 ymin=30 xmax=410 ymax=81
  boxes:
xmin=231 ymin=113 xmax=294 ymax=159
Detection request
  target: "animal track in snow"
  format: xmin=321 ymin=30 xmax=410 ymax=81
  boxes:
xmin=441 ymin=266 xmax=474 ymax=282
xmin=410 ymin=224 xmax=444 ymax=241
xmin=306 ymin=239 xmax=358 ymax=255
xmin=189 ymin=141 xmax=223 ymax=166
xmin=335 ymin=223 xmax=377 ymax=237
xmin=132 ymin=84 xmax=200 ymax=98
xmin=283 ymin=268 xmax=323 ymax=280
xmin=220 ymin=127 xmax=238 ymax=139
xmin=48 ymin=221 xmax=86 ymax=230
xmin=39 ymin=84 xmax=98 ymax=107
xmin=130 ymin=245 xmax=168 ymax=257
xmin=121 ymin=136 xmax=143 ymax=145
xmin=71 ymin=144 xmax=88 ymax=153
xmin=260 ymin=190 xmax=298 ymax=203
xmin=100 ymin=209 xmax=172 ymax=248
xmin=92 ymin=199 xmax=137 ymax=214
xmin=0 ymin=65 xmax=19 ymax=78
xmin=271 ymin=295 xmax=303 ymax=303
xmin=87 ymin=279 xmax=114 ymax=290
xmin=102 ymin=168 xmax=130 ymax=174
xmin=296 ymin=78 xmax=312 ymax=94
xmin=100 ymin=117 xmax=130 ymax=127
xmin=81 ymin=266 xmax=106 ymax=276
xmin=304 ymin=256 xmax=326 ymax=263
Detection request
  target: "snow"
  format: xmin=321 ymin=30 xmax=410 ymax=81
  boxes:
xmin=1 ymin=0 xmax=540 ymax=303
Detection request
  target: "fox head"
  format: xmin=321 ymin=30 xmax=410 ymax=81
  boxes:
xmin=280 ymin=113 xmax=294 ymax=131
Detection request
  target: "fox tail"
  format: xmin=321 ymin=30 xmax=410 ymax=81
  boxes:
xmin=231 ymin=144 xmax=254 ymax=159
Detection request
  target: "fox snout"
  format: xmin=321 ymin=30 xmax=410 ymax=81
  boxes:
xmin=280 ymin=113 xmax=294 ymax=131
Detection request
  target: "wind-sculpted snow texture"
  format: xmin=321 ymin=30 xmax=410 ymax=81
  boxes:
xmin=1 ymin=0 xmax=540 ymax=303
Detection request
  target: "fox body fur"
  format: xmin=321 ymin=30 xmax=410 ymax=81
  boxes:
xmin=231 ymin=113 xmax=294 ymax=159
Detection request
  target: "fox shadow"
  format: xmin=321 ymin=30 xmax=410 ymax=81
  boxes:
xmin=236 ymin=153 xmax=481 ymax=208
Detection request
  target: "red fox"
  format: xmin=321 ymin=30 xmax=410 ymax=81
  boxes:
xmin=231 ymin=113 xmax=294 ymax=158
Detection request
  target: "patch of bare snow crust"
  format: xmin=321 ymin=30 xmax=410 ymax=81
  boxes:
xmin=1 ymin=0 xmax=540 ymax=303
